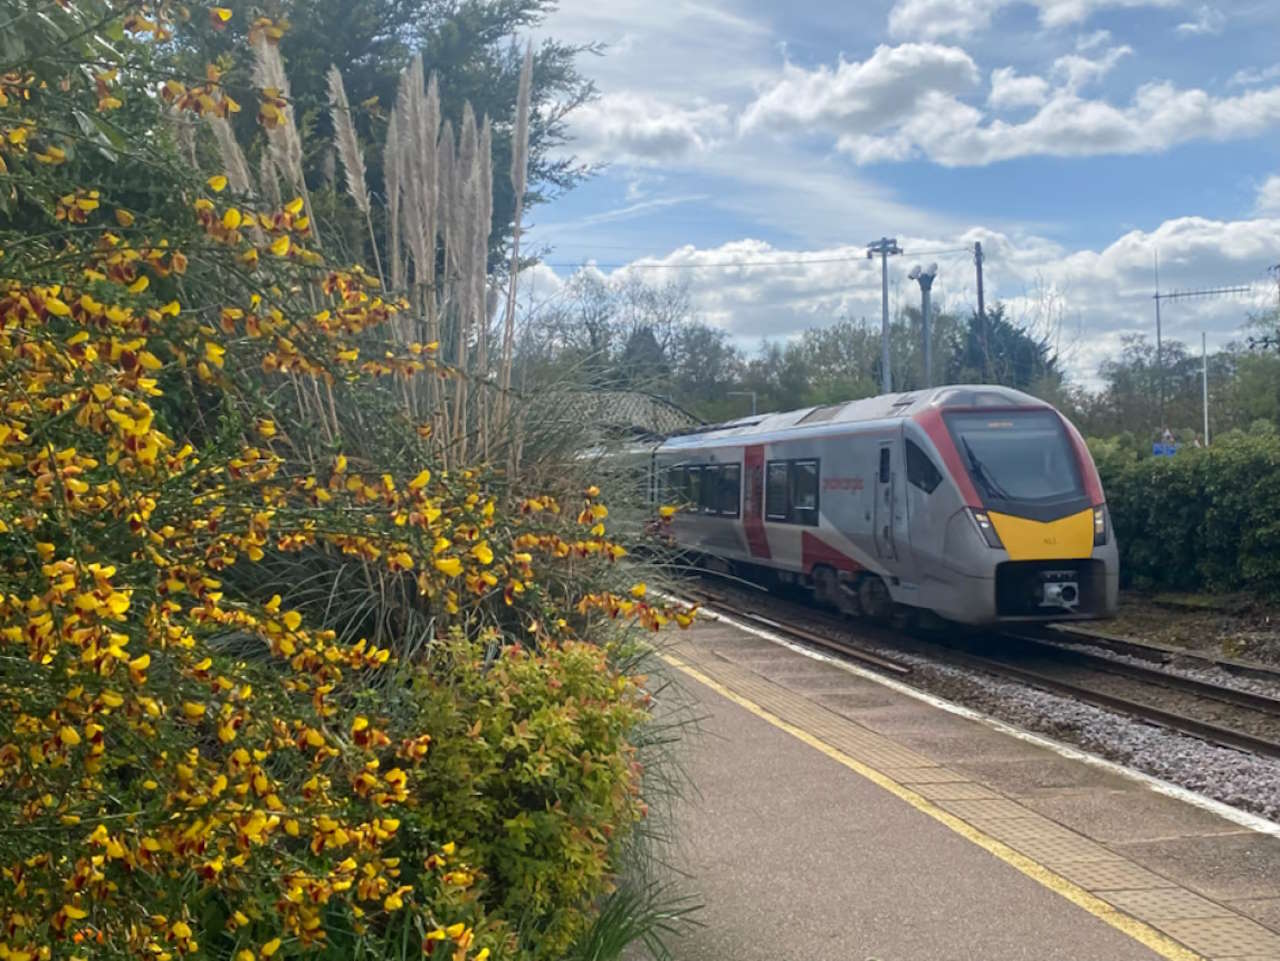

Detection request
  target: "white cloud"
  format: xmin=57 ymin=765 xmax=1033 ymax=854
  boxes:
xmin=1231 ymin=64 xmax=1280 ymax=87
xmin=989 ymin=67 xmax=1050 ymax=109
xmin=569 ymin=92 xmax=732 ymax=164
xmin=887 ymin=0 xmax=1177 ymax=41
xmin=836 ymin=78 xmax=1280 ymax=166
xmin=1176 ymin=5 xmax=1226 ymax=35
xmin=739 ymin=43 xmax=979 ymax=135
xmin=746 ymin=45 xmax=1280 ymax=166
xmin=1258 ymin=176 xmax=1280 ymax=213
xmin=1051 ymin=43 xmax=1132 ymax=91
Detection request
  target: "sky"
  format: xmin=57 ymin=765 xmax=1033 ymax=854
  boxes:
xmin=524 ymin=0 xmax=1280 ymax=387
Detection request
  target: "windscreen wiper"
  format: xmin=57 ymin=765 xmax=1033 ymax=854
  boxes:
xmin=961 ymin=436 xmax=1011 ymax=501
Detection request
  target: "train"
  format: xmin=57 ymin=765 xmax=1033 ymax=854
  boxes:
xmin=607 ymin=384 xmax=1118 ymax=627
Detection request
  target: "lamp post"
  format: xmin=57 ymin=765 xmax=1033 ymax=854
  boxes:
xmin=727 ymin=390 xmax=757 ymax=416
xmin=908 ymin=262 xmax=938 ymax=388
xmin=866 ymin=237 xmax=902 ymax=393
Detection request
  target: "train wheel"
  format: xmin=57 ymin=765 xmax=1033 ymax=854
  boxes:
xmin=812 ymin=566 xmax=840 ymax=608
xmin=857 ymin=576 xmax=894 ymax=624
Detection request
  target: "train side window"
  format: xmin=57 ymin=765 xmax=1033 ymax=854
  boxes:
xmin=720 ymin=464 xmax=741 ymax=517
xmin=687 ymin=466 xmax=702 ymax=510
xmin=791 ymin=459 xmax=819 ymax=525
xmin=700 ymin=465 xmax=721 ymax=513
xmin=905 ymin=440 xmax=942 ymax=494
xmin=878 ymin=447 xmax=891 ymax=484
xmin=765 ymin=462 xmax=789 ymax=520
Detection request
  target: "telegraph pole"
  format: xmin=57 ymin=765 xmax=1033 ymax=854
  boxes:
xmin=974 ymin=241 xmax=988 ymax=380
xmin=1151 ymin=283 xmax=1251 ymax=441
xmin=867 ymin=237 xmax=902 ymax=393
xmin=1153 ymin=251 xmax=1163 ymax=429
xmin=1202 ymin=332 xmax=1209 ymax=447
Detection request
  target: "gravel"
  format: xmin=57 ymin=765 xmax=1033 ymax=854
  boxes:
xmin=1053 ymin=637 xmax=1280 ymax=699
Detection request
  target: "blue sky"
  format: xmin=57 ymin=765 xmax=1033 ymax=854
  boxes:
xmin=526 ymin=0 xmax=1280 ymax=384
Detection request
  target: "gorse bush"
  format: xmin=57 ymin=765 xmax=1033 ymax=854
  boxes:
xmin=0 ymin=4 xmax=692 ymax=959
xmin=1092 ymin=433 xmax=1280 ymax=595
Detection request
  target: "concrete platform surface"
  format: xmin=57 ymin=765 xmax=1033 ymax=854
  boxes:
xmin=651 ymin=616 xmax=1280 ymax=961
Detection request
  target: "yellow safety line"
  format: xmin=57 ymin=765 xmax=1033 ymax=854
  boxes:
xmin=662 ymin=652 xmax=1205 ymax=961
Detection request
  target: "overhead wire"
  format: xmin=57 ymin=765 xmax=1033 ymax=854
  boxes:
xmin=540 ymin=244 xmax=979 ymax=271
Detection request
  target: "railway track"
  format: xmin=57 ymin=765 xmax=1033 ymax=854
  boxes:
xmin=682 ymin=579 xmax=1280 ymax=762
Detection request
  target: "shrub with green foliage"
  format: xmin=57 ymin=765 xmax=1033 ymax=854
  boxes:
xmin=1092 ymin=433 xmax=1280 ymax=595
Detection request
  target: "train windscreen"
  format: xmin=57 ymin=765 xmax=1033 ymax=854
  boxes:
xmin=944 ymin=410 xmax=1083 ymax=504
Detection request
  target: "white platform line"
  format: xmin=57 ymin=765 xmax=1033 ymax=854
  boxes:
xmin=668 ymin=594 xmax=1280 ymax=838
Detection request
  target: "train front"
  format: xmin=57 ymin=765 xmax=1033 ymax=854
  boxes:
xmin=925 ymin=404 xmax=1119 ymax=623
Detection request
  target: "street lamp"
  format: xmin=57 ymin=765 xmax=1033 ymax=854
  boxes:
xmin=727 ymin=390 xmax=757 ymax=416
xmin=908 ymin=262 xmax=938 ymax=388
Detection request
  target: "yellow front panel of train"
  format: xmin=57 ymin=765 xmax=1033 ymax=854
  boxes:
xmin=988 ymin=508 xmax=1094 ymax=561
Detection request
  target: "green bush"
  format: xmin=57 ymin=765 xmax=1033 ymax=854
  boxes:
xmin=1092 ymin=434 xmax=1280 ymax=595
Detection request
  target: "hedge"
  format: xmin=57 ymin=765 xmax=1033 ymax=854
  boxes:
xmin=1091 ymin=433 xmax=1280 ymax=595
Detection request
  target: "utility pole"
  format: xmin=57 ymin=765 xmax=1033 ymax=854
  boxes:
xmin=1202 ymin=332 xmax=1209 ymax=447
xmin=1153 ymin=251 xmax=1163 ymax=430
xmin=1151 ymin=283 xmax=1250 ymax=436
xmin=867 ymin=237 xmax=902 ymax=394
xmin=909 ymin=263 xmax=939 ymax=387
xmin=974 ymin=241 xmax=988 ymax=380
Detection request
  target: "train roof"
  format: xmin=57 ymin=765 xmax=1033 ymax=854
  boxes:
xmin=659 ymin=385 xmax=1049 ymax=451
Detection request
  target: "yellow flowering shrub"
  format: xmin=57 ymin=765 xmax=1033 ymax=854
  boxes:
xmin=0 ymin=4 xmax=692 ymax=959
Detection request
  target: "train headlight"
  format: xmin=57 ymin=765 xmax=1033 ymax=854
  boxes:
xmin=1093 ymin=505 xmax=1108 ymax=546
xmin=970 ymin=509 xmax=1004 ymax=549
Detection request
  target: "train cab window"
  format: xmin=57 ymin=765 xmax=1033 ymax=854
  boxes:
xmin=878 ymin=447 xmax=891 ymax=484
xmin=765 ymin=459 xmax=820 ymax=526
xmin=720 ymin=465 xmax=741 ymax=517
xmin=905 ymin=439 xmax=942 ymax=494
xmin=686 ymin=467 xmax=702 ymax=510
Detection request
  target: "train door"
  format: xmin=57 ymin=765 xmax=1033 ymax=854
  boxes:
xmin=873 ymin=442 xmax=897 ymax=561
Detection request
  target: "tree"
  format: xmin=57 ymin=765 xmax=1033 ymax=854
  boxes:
xmin=960 ymin=303 xmax=1062 ymax=390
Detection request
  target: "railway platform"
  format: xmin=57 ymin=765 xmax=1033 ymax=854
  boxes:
xmin=656 ymin=612 xmax=1280 ymax=961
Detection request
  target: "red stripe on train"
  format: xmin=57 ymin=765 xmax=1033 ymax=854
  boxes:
xmin=801 ymin=532 xmax=862 ymax=575
xmin=913 ymin=407 xmax=982 ymax=507
xmin=743 ymin=444 xmax=771 ymax=559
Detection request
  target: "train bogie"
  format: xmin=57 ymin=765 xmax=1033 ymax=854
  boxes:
xmin=648 ymin=386 xmax=1119 ymax=627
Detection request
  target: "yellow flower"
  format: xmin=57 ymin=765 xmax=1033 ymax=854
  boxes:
xmin=172 ymin=920 xmax=192 ymax=938
xmin=269 ymin=235 xmax=291 ymax=257
xmin=434 ymin=557 xmax=463 ymax=578
xmin=260 ymin=939 xmax=282 ymax=958
xmin=471 ymin=542 xmax=494 ymax=566
xmin=630 ymin=583 xmax=647 ymax=598
xmin=64 ymin=904 xmax=88 ymax=920
xmin=127 ymin=274 xmax=149 ymax=294
xmin=658 ymin=505 xmax=678 ymax=519
xmin=114 ymin=208 xmax=135 ymax=227
xmin=211 ymin=7 xmax=233 ymax=22
xmin=222 ymin=208 xmax=242 ymax=230
xmin=208 ymin=174 xmax=228 ymax=192
xmin=409 ymin=468 xmax=431 ymax=490
xmin=182 ymin=701 xmax=206 ymax=720
xmin=282 ymin=610 xmax=302 ymax=631
xmin=58 ymin=725 xmax=81 ymax=747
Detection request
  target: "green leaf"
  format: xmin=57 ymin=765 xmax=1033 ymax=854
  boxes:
xmin=72 ymin=108 xmax=121 ymax=162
